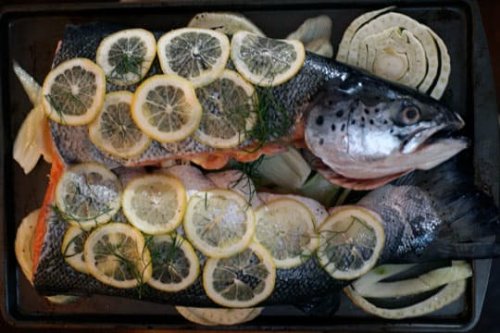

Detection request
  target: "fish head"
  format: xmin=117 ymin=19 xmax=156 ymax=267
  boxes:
xmin=304 ymin=75 xmax=467 ymax=180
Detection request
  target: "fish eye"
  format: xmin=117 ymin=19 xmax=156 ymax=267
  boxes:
xmin=401 ymin=106 xmax=420 ymax=124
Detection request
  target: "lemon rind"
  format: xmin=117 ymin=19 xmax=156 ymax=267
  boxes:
xmin=96 ymin=28 xmax=157 ymax=86
xmin=254 ymin=198 xmax=319 ymax=269
xmin=147 ymin=234 xmax=200 ymax=292
xmin=157 ymin=28 xmax=230 ymax=87
xmin=55 ymin=162 xmax=122 ymax=231
xmin=202 ymin=242 xmax=276 ymax=308
xmin=231 ymin=31 xmax=306 ymax=87
xmin=131 ymin=74 xmax=203 ymax=143
xmin=41 ymin=58 xmax=106 ymax=125
xmin=84 ymin=222 xmax=152 ymax=289
xmin=317 ymin=205 xmax=385 ymax=280
xmin=88 ymin=91 xmax=152 ymax=159
xmin=122 ymin=174 xmax=187 ymax=235
xmin=183 ymin=189 xmax=255 ymax=259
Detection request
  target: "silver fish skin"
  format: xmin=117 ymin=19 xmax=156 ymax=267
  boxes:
xmin=47 ymin=23 xmax=466 ymax=186
xmin=32 ymin=161 xmax=500 ymax=307
xmin=304 ymin=71 xmax=467 ymax=180
xmin=33 ymin=165 xmax=346 ymax=307
xmin=357 ymin=159 xmax=500 ymax=262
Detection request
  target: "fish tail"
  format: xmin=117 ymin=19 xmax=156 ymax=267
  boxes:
xmin=397 ymin=159 xmax=500 ymax=259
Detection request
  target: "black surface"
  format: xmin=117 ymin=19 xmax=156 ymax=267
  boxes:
xmin=0 ymin=0 xmax=499 ymax=332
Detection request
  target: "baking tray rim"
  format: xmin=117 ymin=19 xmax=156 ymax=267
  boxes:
xmin=0 ymin=0 xmax=498 ymax=331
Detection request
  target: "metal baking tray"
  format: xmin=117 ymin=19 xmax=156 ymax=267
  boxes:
xmin=0 ymin=0 xmax=498 ymax=331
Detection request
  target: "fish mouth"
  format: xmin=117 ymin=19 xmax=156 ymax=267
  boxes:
xmin=400 ymin=122 xmax=468 ymax=171
xmin=402 ymin=113 xmax=466 ymax=154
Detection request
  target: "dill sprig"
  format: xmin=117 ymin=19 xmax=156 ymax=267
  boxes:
xmin=318 ymin=215 xmax=375 ymax=271
xmin=62 ymin=229 xmax=89 ymax=260
xmin=229 ymin=156 xmax=265 ymax=206
xmin=147 ymin=234 xmax=183 ymax=268
xmin=45 ymin=91 xmax=87 ymax=125
xmin=51 ymin=202 xmax=114 ymax=229
xmin=52 ymin=174 xmax=117 ymax=228
xmin=97 ymin=235 xmax=152 ymax=299
xmin=108 ymin=53 xmax=143 ymax=83
xmin=246 ymin=88 xmax=293 ymax=151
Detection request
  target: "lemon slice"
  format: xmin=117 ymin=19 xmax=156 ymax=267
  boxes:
xmin=188 ymin=12 xmax=265 ymax=36
xmin=157 ymin=28 xmax=230 ymax=87
xmin=183 ymin=189 xmax=255 ymax=258
xmin=55 ymin=163 xmax=122 ymax=231
xmin=61 ymin=225 xmax=89 ymax=274
xmin=147 ymin=234 xmax=199 ymax=292
xmin=89 ymin=91 xmax=151 ymax=159
xmin=254 ymin=199 xmax=319 ymax=268
xmin=84 ymin=222 xmax=152 ymax=288
xmin=176 ymin=306 xmax=263 ymax=326
xmin=317 ymin=206 xmax=385 ymax=280
xmin=231 ymin=31 xmax=305 ymax=87
xmin=195 ymin=69 xmax=256 ymax=148
xmin=131 ymin=74 xmax=202 ymax=143
xmin=203 ymin=242 xmax=275 ymax=308
xmin=15 ymin=209 xmax=40 ymax=283
xmin=96 ymin=28 xmax=156 ymax=86
xmin=122 ymin=174 xmax=186 ymax=234
xmin=175 ymin=306 xmax=216 ymax=326
xmin=42 ymin=58 xmax=106 ymax=125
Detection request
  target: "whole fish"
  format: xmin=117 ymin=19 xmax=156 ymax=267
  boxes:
xmin=31 ymin=160 xmax=500 ymax=308
xmin=41 ymin=22 xmax=466 ymax=190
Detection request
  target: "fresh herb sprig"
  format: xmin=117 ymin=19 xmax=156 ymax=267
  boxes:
xmin=245 ymin=88 xmax=293 ymax=151
xmin=108 ymin=54 xmax=143 ymax=83
xmin=45 ymin=91 xmax=87 ymax=124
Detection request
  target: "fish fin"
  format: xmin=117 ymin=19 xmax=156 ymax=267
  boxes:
xmin=397 ymin=158 xmax=500 ymax=260
xmin=312 ymin=158 xmax=408 ymax=190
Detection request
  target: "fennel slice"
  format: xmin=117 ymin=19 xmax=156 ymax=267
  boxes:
xmin=345 ymin=13 xmax=439 ymax=94
xmin=428 ymin=28 xmax=451 ymax=99
xmin=345 ymin=279 xmax=467 ymax=319
xmin=286 ymin=15 xmax=332 ymax=44
xmin=352 ymin=261 xmax=472 ymax=298
xmin=336 ymin=6 xmax=395 ymax=62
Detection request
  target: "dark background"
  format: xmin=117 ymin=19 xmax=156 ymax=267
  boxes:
xmin=1 ymin=0 xmax=499 ymax=332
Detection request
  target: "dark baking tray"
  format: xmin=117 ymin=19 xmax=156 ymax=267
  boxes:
xmin=0 ymin=0 xmax=498 ymax=331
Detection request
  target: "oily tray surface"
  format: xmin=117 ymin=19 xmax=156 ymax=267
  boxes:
xmin=0 ymin=0 xmax=498 ymax=331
